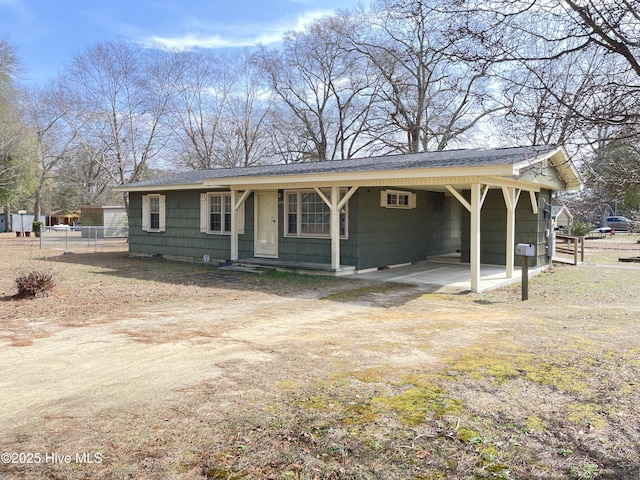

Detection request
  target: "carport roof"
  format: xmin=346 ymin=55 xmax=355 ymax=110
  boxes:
xmin=117 ymin=145 xmax=581 ymax=192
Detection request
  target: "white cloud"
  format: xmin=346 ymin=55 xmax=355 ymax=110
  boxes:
xmin=143 ymin=8 xmax=334 ymax=51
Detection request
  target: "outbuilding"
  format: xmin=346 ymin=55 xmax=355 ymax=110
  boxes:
xmin=80 ymin=205 xmax=128 ymax=237
xmin=551 ymin=205 xmax=574 ymax=233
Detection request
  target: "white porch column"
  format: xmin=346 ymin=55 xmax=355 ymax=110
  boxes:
xmin=502 ymin=187 xmax=521 ymax=278
xmin=470 ymin=183 xmax=482 ymax=293
xmin=230 ymin=190 xmax=238 ymax=261
xmin=314 ymin=186 xmax=359 ymax=271
xmin=446 ymin=183 xmax=487 ymax=292
xmin=330 ymin=186 xmax=340 ymax=270
xmin=230 ymin=190 xmax=251 ymax=261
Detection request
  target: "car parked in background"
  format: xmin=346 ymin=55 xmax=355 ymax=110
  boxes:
xmin=51 ymin=224 xmax=71 ymax=231
xmin=604 ymin=216 xmax=639 ymax=232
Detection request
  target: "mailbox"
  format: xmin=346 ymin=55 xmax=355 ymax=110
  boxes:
xmin=515 ymin=243 xmax=535 ymax=257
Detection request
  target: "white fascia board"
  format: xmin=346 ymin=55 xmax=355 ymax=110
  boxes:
xmin=202 ymin=164 xmax=514 ymax=188
xmin=512 ymin=146 xmax=582 ymax=191
xmin=511 ymin=146 xmax=564 ymax=173
xmin=551 ymin=147 xmax=583 ymax=191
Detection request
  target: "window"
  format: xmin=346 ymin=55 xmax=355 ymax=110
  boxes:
xmin=380 ymin=190 xmax=416 ymax=209
xmin=200 ymin=192 xmax=245 ymax=235
xmin=285 ymin=189 xmax=347 ymax=238
xmin=142 ymin=194 xmax=166 ymax=232
xmin=150 ymin=196 xmax=160 ymax=230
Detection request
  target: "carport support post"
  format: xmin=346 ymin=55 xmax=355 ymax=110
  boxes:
xmin=470 ymin=183 xmax=481 ymax=293
xmin=502 ymin=187 xmax=521 ymax=279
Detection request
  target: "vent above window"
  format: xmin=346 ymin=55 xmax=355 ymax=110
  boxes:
xmin=380 ymin=190 xmax=417 ymax=209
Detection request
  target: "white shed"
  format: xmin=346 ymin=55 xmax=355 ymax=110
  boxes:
xmin=80 ymin=206 xmax=128 ymax=237
xmin=551 ymin=205 xmax=574 ymax=233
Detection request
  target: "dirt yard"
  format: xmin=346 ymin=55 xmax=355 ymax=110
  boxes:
xmin=1 ymin=232 xmax=639 ymax=479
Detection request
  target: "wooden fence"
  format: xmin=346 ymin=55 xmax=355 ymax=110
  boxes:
xmin=553 ymin=234 xmax=585 ymax=265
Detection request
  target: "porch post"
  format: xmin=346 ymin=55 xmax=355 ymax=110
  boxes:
xmin=315 ymin=186 xmax=358 ymax=272
xmin=502 ymin=187 xmax=521 ymax=278
xmin=230 ymin=190 xmax=252 ymax=261
xmin=330 ymin=186 xmax=340 ymax=271
xmin=230 ymin=190 xmax=238 ymax=261
xmin=470 ymin=183 xmax=482 ymax=293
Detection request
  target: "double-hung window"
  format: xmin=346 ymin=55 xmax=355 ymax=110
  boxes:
xmin=142 ymin=194 xmax=166 ymax=232
xmin=285 ymin=189 xmax=347 ymax=239
xmin=200 ymin=192 xmax=244 ymax=235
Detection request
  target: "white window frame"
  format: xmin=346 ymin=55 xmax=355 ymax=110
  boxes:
xmin=380 ymin=189 xmax=417 ymax=209
xmin=285 ymin=189 xmax=348 ymax=239
xmin=200 ymin=192 xmax=245 ymax=235
xmin=142 ymin=194 xmax=166 ymax=232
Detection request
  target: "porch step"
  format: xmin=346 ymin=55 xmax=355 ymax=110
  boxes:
xmin=427 ymin=252 xmax=462 ymax=264
xmin=233 ymin=258 xmax=356 ymax=276
xmin=219 ymin=265 xmax=265 ymax=274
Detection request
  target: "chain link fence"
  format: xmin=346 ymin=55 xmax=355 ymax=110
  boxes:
xmin=39 ymin=226 xmax=129 ymax=252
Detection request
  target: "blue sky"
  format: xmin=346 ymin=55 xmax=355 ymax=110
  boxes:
xmin=2 ymin=0 xmax=365 ymax=85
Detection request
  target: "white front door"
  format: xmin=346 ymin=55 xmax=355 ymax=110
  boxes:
xmin=254 ymin=191 xmax=278 ymax=258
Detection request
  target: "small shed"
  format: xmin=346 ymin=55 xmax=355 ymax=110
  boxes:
xmin=80 ymin=206 xmax=128 ymax=238
xmin=551 ymin=205 xmax=573 ymax=233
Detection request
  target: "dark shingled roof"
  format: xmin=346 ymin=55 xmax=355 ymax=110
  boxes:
xmin=123 ymin=145 xmax=556 ymax=188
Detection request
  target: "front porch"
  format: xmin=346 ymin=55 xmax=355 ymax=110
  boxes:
xmin=232 ymin=256 xmax=543 ymax=293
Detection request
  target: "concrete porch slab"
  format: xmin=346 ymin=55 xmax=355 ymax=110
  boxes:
xmin=233 ymin=257 xmax=543 ymax=293
xmin=357 ymin=261 xmax=543 ymax=292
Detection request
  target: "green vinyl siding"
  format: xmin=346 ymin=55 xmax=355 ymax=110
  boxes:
xmin=129 ymin=191 xmax=253 ymax=263
xmin=352 ymin=188 xmax=461 ymax=270
xmin=460 ymin=189 xmax=552 ymax=266
xmin=276 ymin=190 xmax=358 ymax=266
xmin=129 ymin=187 xmax=463 ymax=270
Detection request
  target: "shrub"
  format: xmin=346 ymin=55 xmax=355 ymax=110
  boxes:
xmin=15 ymin=268 xmax=56 ymax=298
xmin=32 ymin=221 xmax=43 ymax=237
xmin=571 ymin=221 xmax=593 ymax=237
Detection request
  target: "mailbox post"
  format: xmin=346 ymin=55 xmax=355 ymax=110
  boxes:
xmin=515 ymin=243 xmax=535 ymax=301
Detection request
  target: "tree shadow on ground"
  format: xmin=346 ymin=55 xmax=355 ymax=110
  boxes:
xmin=42 ymin=250 xmax=435 ymax=308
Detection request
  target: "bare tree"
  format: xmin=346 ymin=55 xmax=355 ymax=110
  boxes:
xmin=444 ymin=0 xmax=640 ymax=128
xmin=18 ymin=83 xmax=82 ymax=219
xmin=346 ymin=0 xmax=503 ymax=153
xmin=494 ymin=50 xmax=608 ymax=149
xmin=256 ymin=12 xmax=380 ymax=161
xmin=53 ymin=142 xmax=117 ymax=208
xmin=63 ymin=40 xmax=176 ymax=209
xmin=217 ymin=50 xmax=276 ymax=167
xmin=167 ymin=50 xmax=234 ymax=169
